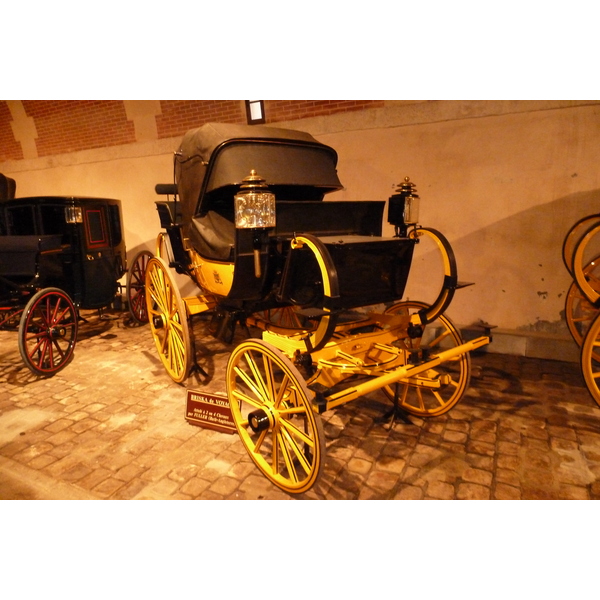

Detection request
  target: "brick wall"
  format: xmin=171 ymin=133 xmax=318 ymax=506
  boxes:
xmin=23 ymin=101 xmax=136 ymax=157
xmin=0 ymin=100 xmax=384 ymax=162
xmin=156 ymin=101 xmax=244 ymax=138
xmin=265 ymin=100 xmax=383 ymax=122
xmin=0 ymin=102 xmax=24 ymax=162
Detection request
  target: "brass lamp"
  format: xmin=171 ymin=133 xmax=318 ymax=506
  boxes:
xmin=234 ymin=170 xmax=276 ymax=277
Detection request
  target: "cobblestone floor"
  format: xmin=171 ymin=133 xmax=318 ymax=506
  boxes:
xmin=1 ymin=309 xmax=599 ymax=500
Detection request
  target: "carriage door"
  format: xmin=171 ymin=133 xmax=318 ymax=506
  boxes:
xmin=82 ymin=204 xmax=117 ymax=308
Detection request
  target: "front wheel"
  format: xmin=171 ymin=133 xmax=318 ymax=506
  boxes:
xmin=18 ymin=287 xmax=78 ymax=376
xmin=382 ymin=300 xmax=471 ymax=417
xmin=226 ymin=339 xmax=325 ymax=494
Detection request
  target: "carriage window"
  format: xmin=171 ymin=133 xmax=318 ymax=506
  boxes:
xmin=40 ymin=205 xmax=66 ymax=235
xmin=85 ymin=208 xmax=108 ymax=248
xmin=108 ymin=204 xmax=122 ymax=245
xmin=7 ymin=205 xmax=36 ymax=235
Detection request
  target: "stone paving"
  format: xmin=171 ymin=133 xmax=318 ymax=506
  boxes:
xmin=1 ymin=308 xmax=600 ymax=500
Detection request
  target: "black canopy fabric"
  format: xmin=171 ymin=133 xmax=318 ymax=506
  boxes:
xmin=0 ymin=173 xmax=16 ymax=201
xmin=174 ymin=123 xmax=343 ymax=229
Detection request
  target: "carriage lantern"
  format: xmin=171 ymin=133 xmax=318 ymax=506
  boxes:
xmin=64 ymin=205 xmax=83 ymax=224
xmin=234 ymin=170 xmax=276 ymax=277
xmin=388 ymin=176 xmax=420 ymax=237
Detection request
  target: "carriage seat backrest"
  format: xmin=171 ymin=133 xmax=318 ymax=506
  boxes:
xmin=0 ymin=173 xmax=16 ymax=201
xmin=0 ymin=235 xmax=62 ymax=277
xmin=190 ymin=211 xmax=235 ymax=261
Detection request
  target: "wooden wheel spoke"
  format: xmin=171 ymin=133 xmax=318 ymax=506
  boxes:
xmin=432 ymin=391 xmax=446 ymax=407
xmin=260 ymin=354 xmax=276 ymax=401
xmin=274 ymin=374 xmax=292 ymax=408
xmin=279 ymin=417 xmax=314 ymax=449
xmin=276 ymin=429 xmax=299 ymax=483
xmin=281 ymin=426 xmax=312 ymax=476
xmin=231 ymin=388 xmax=266 ymax=411
xmin=428 ymin=328 xmax=451 ymax=349
xmin=234 ymin=363 xmax=267 ymax=404
xmin=252 ymin=429 xmax=268 ymax=454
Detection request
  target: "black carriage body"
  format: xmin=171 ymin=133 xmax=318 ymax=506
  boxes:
xmin=170 ymin=123 xmax=415 ymax=311
xmin=0 ymin=195 xmax=126 ymax=309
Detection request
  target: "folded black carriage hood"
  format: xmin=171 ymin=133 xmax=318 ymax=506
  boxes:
xmin=175 ymin=122 xmax=343 ymax=226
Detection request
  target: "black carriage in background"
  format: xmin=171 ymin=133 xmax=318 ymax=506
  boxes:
xmin=144 ymin=123 xmax=490 ymax=494
xmin=0 ymin=173 xmax=126 ymax=376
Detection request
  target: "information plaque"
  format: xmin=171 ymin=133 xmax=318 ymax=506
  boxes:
xmin=185 ymin=390 xmax=236 ymax=434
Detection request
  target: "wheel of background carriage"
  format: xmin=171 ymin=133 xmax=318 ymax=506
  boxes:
xmin=579 ymin=312 xmax=600 ymax=407
xmin=126 ymin=249 xmax=153 ymax=324
xmin=564 ymin=254 xmax=600 ymax=348
xmin=569 ymin=220 xmax=600 ymax=305
xmin=381 ymin=300 xmax=471 ymax=417
xmin=226 ymin=338 xmax=326 ymax=494
xmin=18 ymin=287 xmax=78 ymax=377
xmin=562 ymin=214 xmax=600 ymax=277
xmin=145 ymin=256 xmax=192 ymax=383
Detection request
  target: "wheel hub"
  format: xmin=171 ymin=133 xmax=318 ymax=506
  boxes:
xmin=248 ymin=408 xmax=273 ymax=433
xmin=49 ymin=326 xmax=66 ymax=339
xmin=152 ymin=315 xmax=165 ymax=329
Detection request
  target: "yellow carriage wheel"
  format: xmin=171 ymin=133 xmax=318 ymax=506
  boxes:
xmin=155 ymin=232 xmax=173 ymax=263
xmin=580 ymin=312 xmax=600 ymax=407
xmin=145 ymin=256 xmax=192 ymax=383
xmin=572 ymin=222 xmax=600 ymax=306
xmin=565 ymin=255 xmax=600 ymax=348
xmin=562 ymin=214 xmax=600 ymax=277
xmin=227 ymin=339 xmax=325 ymax=494
xmin=381 ymin=300 xmax=471 ymax=417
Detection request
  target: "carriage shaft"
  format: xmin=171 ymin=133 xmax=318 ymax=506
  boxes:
xmin=320 ymin=335 xmax=489 ymax=411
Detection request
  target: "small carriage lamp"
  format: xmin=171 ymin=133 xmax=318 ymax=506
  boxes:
xmin=65 ymin=205 xmax=83 ymax=224
xmin=234 ymin=170 xmax=276 ymax=277
xmin=388 ymin=176 xmax=420 ymax=236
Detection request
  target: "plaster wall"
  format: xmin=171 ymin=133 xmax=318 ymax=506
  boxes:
xmin=2 ymin=102 xmax=599 ymax=334
xmin=319 ymin=104 xmax=600 ymax=332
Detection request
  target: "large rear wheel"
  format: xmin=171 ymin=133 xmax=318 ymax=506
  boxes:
xmin=382 ymin=300 xmax=471 ymax=417
xmin=18 ymin=287 xmax=78 ymax=377
xmin=145 ymin=256 xmax=192 ymax=383
xmin=227 ymin=339 xmax=325 ymax=494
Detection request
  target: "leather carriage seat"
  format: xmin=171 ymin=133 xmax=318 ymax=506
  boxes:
xmin=0 ymin=173 xmax=16 ymax=201
xmin=190 ymin=210 xmax=235 ymax=261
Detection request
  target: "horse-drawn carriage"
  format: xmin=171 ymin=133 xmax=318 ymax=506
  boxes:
xmin=0 ymin=173 xmax=127 ymax=376
xmin=562 ymin=214 xmax=600 ymax=405
xmin=144 ymin=123 xmax=490 ymax=493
